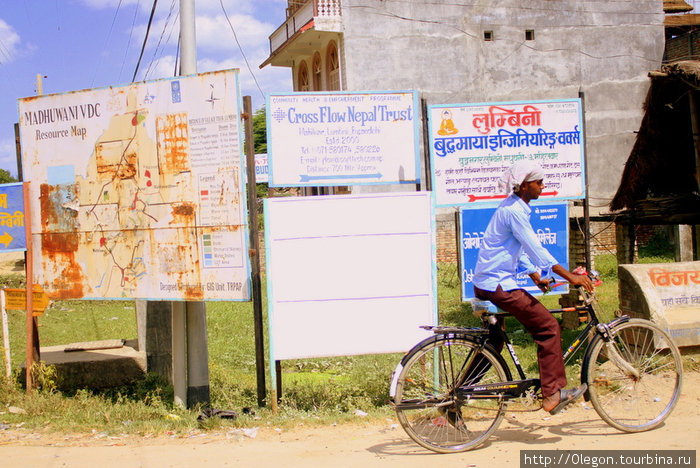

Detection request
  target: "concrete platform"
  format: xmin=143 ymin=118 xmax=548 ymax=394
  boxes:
xmin=22 ymin=339 xmax=147 ymax=390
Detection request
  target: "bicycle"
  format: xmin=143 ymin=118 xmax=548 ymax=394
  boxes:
xmin=388 ymin=279 xmax=684 ymax=453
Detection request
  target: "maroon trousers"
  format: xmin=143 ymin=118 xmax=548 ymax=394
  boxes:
xmin=473 ymin=285 xmax=567 ymax=398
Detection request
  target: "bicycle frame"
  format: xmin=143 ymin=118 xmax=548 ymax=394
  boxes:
xmin=460 ymin=286 xmax=631 ymax=401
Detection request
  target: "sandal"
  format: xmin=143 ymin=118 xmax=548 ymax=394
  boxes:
xmin=548 ymin=383 xmax=587 ymax=415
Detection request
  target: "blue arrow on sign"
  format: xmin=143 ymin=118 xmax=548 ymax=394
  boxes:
xmin=300 ymin=173 xmax=382 ymax=182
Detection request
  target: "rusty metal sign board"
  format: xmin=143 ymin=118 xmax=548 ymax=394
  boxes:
xmin=17 ymin=69 xmax=251 ymax=301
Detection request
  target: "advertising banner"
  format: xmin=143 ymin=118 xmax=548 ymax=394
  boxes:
xmin=430 ymin=99 xmax=585 ymax=207
xmin=267 ymin=91 xmax=420 ymax=187
xmin=18 ymin=69 xmax=251 ymax=301
xmin=460 ymin=202 xmax=569 ymax=300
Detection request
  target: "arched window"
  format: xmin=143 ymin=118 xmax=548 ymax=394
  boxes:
xmin=326 ymin=41 xmax=340 ymax=91
xmin=298 ymin=60 xmax=310 ymax=92
xmin=312 ymin=52 xmax=322 ymax=91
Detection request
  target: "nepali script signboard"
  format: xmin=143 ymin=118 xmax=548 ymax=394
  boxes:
xmin=460 ymin=202 xmax=569 ymax=301
xmin=267 ymin=91 xmax=420 ymax=187
xmin=18 ymin=69 xmax=251 ymax=301
xmin=429 ymin=99 xmax=585 ymax=207
xmin=0 ymin=183 xmax=26 ymax=252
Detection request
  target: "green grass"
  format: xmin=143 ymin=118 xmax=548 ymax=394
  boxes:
xmin=0 ymin=252 xmax=693 ymax=435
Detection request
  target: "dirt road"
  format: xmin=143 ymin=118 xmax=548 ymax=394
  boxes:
xmin=1 ymin=371 xmax=698 ymax=468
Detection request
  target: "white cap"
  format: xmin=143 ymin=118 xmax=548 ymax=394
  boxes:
xmin=498 ymin=160 xmax=545 ymax=194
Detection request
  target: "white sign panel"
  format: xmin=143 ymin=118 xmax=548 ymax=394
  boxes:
xmin=267 ymin=91 xmax=420 ymax=187
xmin=265 ymin=192 xmax=436 ymax=360
xmin=18 ymin=69 xmax=251 ymax=301
xmin=429 ymin=99 xmax=585 ymax=207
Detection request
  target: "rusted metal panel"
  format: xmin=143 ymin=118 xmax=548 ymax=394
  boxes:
xmin=18 ymin=69 xmax=250 ymax=301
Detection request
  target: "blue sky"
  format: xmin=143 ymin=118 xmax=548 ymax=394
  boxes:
xmin=0 ymin=0 xmax=292 ymax=178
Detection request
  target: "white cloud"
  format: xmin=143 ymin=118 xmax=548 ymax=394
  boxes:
xmin=0 ymin=18 xmax=22 ymax=63
xmin=195 ymin=13 xmax=275 ymax=52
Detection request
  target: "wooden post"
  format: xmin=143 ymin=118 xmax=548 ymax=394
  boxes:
xmin=1 ymin=290 xmax=11 ymax=379
xmin=243 ymin=96 xmax=267 ymax=408
xmin=23 ymin=181 xmax=34 ymax=391
xmin=615 ymin=221 xmax=636 ymax=265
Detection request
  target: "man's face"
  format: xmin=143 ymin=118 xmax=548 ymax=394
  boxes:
xmin=521 ymin=179 xmax=545 ymax=201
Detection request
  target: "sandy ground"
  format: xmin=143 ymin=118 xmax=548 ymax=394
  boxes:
xmin=0 ymin=251 xmax=25 ymax=276
xmin=0 ymin=371 xmax=698 ymax=468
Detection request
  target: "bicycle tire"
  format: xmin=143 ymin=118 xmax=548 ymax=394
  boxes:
xmin=586 ymin=318 xmax=683 ymax=432
xmin=393 ymin=335 xmax=510 ymax=453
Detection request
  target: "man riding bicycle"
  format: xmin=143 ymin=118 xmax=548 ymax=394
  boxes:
xmin=473 ymin=160 xmax=593 ymax=415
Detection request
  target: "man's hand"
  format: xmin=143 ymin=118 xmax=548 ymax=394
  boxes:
xmin=529 ymin=272 xmax=552 ymax=293
xmin=569 ymin=272 xmax=594 ymax=292
xmin=551 ymin=264 xmax=595 ymax=292
xmin=536 ymin=278 xmax=552 ymax=293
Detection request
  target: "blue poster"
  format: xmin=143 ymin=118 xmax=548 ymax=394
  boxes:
xmin=0 ymin=183 xmax=26 ymax=252
xmin=460 ymin=202 xmax=568 ymax=301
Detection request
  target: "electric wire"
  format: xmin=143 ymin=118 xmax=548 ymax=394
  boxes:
xmin=92 ymin=0 xmax=124 ymax=87
xmin=119 ymin=0 xmax=141 ymax=83
xmin=133 ymin=0 xmax=159 ymax=82
xmin=143 ymin=0 xmax=178 ymax=81
xmin=219 ymin=0 xmax=265 ymax=100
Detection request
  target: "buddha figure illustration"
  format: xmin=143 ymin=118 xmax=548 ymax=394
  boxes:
xmin=437 ymin=109 xmax=458 ymax=135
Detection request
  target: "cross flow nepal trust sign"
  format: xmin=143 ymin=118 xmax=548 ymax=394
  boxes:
xmin=267 ymin=91 xmax=421 ymax=188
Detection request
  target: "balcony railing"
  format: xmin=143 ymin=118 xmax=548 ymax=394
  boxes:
xmin=269 ymin=0 xmax=342 ymax=54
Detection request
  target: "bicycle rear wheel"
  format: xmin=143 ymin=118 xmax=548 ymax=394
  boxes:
xmin=393 ymin=335 xmax=509 ymax=453
xmin=586 ymin=318 xmax=683 ymax=432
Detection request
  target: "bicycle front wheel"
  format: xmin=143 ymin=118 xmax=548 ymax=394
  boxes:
xmin=586 ymin=318 xmax=683 ymax=432
xmin=393 ymin=335 xmax=509 ymax=453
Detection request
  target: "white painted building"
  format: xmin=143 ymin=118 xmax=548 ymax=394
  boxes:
xmin=261 ymin=0 xmax=665 ymax=213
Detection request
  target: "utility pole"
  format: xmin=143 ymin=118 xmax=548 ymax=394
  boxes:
xmin=179 ymin=0 xmax=210 ymax=408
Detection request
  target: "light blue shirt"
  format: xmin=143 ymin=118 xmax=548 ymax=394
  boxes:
xmin=473 ymin=193 xmax=557 ymax=292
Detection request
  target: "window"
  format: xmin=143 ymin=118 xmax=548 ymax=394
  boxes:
xmin=526 ymin=29 xmax=535 ymax=41
xmin=484 ymin=30 xmax=493 ymax=41
xmin=327 ymin=40 xmax=340 ymax=91
xmin=298 ymin=61 xmax=310 ymax=92
xmin=312 ymin=52 xmax=322 ymax=90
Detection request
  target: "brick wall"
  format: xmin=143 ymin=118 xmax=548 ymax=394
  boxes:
xmin=666 ymin=30 xmax=700 ymax=61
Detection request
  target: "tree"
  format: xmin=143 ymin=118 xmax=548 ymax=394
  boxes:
xmin=252 ymin=106 xmax=267 ymax=154
xmin=0 ymin=169 xmax=16 ymax=184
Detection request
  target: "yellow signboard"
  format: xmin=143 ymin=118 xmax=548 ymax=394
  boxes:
xmin=3 ymin=287 xmax=50 ymax=314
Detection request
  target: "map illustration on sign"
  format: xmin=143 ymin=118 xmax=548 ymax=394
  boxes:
xmin=18 ymin=69 xmax=250 ymax=301
xmin=429 ymin=99 xmax=585 ymax=207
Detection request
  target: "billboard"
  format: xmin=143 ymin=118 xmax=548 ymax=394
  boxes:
xmin=430 ymin=99 xmax=585 ymax=207
xmin=460 ymin=202 xmax=569 ymax=300
xmin=18 ymin=69 xmax=251 ymax=301
xmin=265 ymin=192 xmax=436 ymax=360
xmin=267 ymin=91 xmax=420 ymax=187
